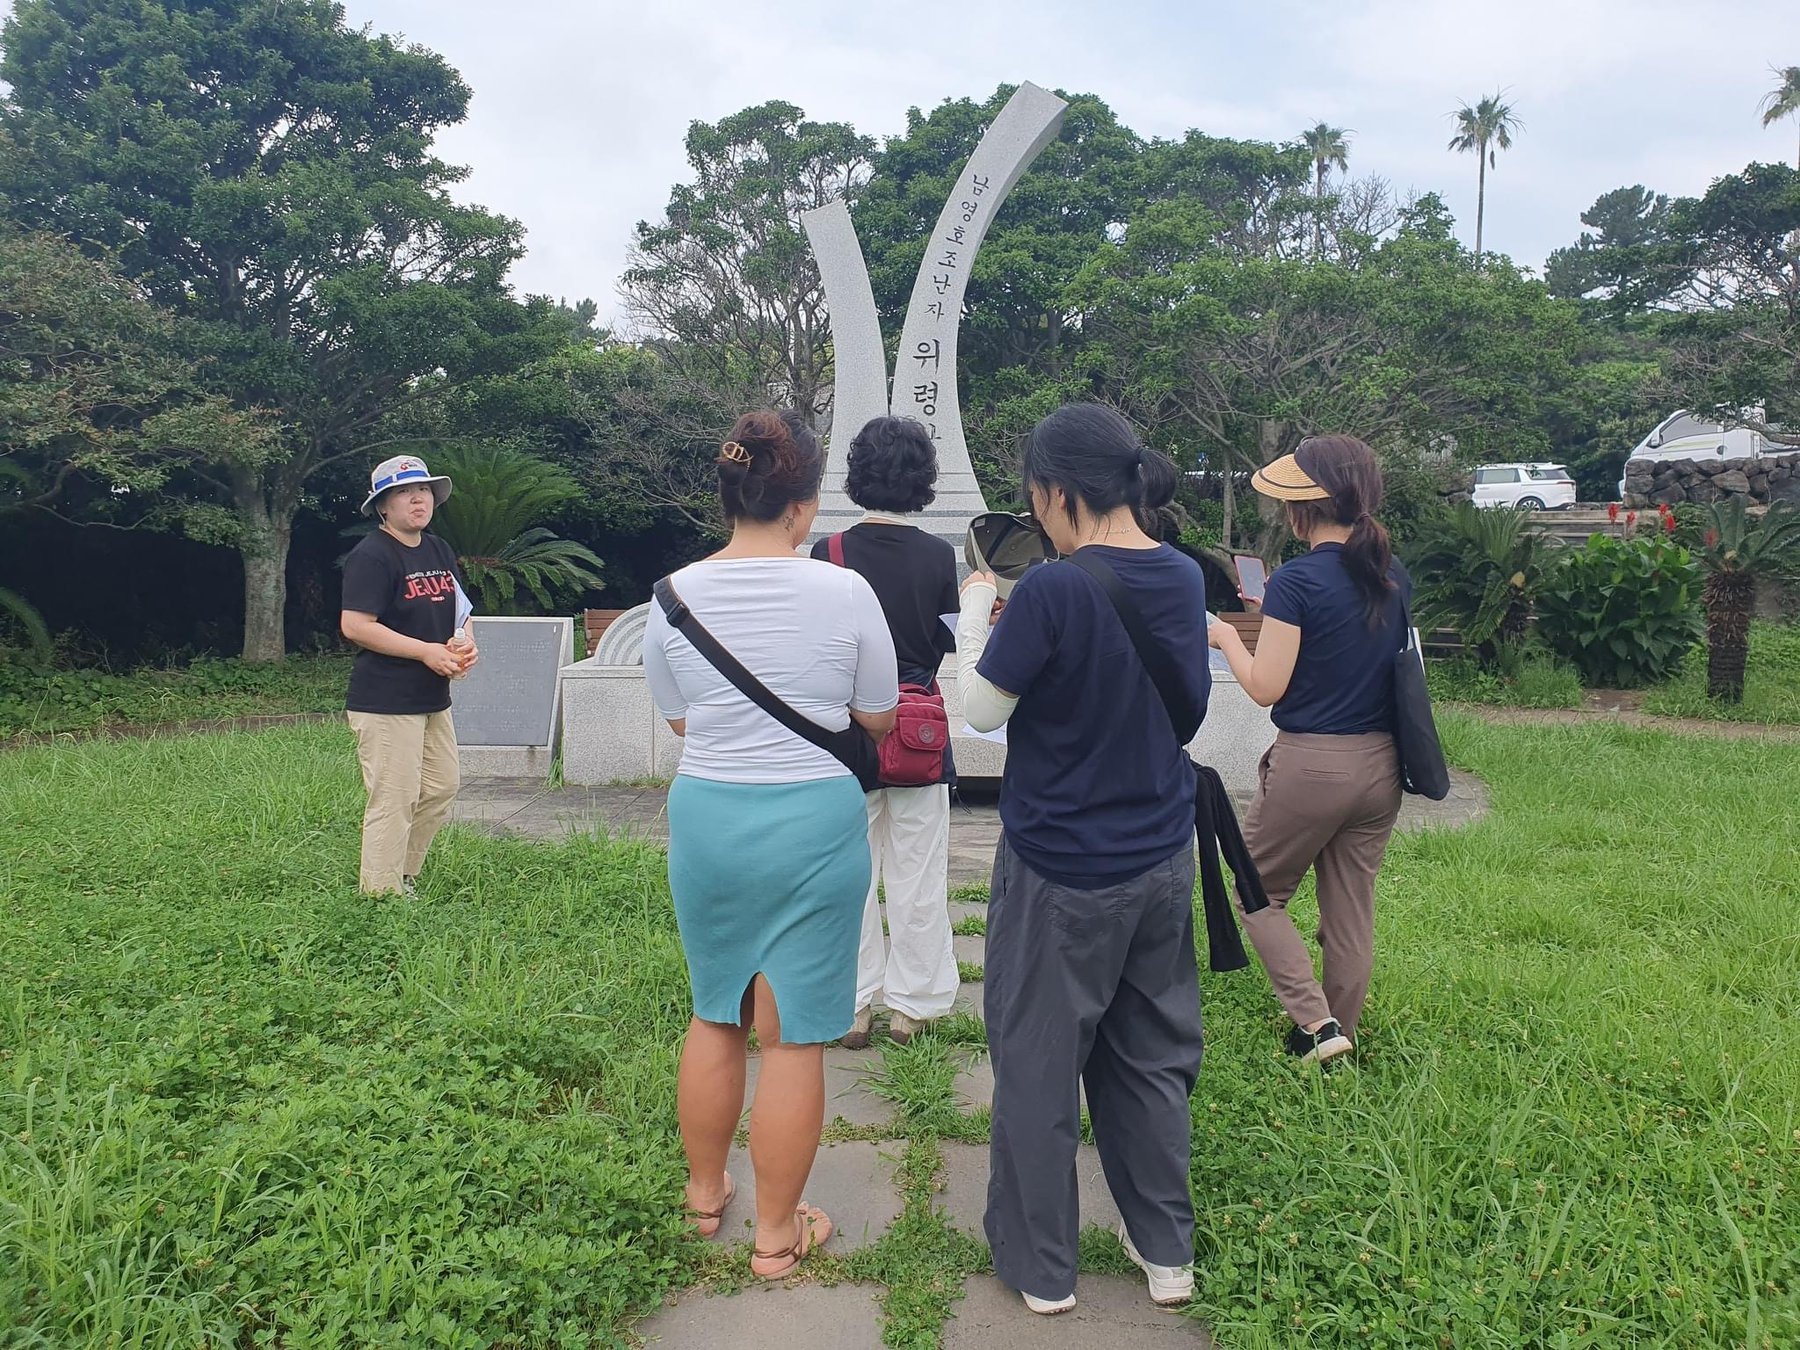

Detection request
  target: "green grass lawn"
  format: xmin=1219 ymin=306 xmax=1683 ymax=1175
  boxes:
xmin=0 ymin=654 xmax=353 ymax=739
xmin=1642 ymin=623 xmax=1800 ymax=725
xmin=2 ymin=719 xmax=1796 ymax=1347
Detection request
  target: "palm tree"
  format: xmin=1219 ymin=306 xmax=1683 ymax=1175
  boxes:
xmin=1301 ymin=123 xmax=1351 ymax=256
xmin=1759 ymin=65 xmax=1800 ymax=168
xmin=403 ymin=443 xmax=605 ymax=615
xmin=1685 ymin=500 xmax=1800 ymax=702
xmin=1447 ymin=93 xmax=1522 ymax=263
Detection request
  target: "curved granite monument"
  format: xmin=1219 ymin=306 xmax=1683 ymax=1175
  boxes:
xmin=803 ymin=82 xmax=1069 ymax=551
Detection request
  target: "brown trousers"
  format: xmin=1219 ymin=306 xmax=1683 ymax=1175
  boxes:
xmin=348 ymin=709 xmax=460 ymax=894
xmin=1237 ymin=731 xmax=1402 ymax=1035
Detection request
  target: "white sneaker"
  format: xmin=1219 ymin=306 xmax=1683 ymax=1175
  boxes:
xmin=1119 ymin=1225 xmax=1195 ymax=1306
xmin=1021 ymin=1289 xmax=1077 ymax=1315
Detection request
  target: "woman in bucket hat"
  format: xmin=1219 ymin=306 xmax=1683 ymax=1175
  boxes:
xmin=339 ymin=454 xmax=478 ymax=896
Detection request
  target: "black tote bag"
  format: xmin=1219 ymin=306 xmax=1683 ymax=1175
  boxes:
xmin=1393 ymin=597 xmax=1451 ymax=800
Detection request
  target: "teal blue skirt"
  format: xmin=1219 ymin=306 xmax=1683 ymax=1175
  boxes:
xmin=667 ymin=774 xmax=870 ymax=1044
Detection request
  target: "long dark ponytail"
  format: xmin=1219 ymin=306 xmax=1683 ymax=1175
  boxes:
xmin=1286 ymin=434 xmax=1395 ymax=624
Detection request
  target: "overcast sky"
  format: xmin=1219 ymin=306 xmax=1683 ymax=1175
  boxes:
xmin=26 ymin=0 xmax=1800 ymax=319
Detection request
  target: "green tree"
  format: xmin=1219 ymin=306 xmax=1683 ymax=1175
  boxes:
xmin=1545 ymin=186 xmax=1672 ymax=303
xmin=1072 ymin=196 xmax=1582 ymax=562
xmin=1760 ymin=65 xmax=1800 ymax=168
xmin=1448 ymin=93 xmax=1522 ymax=262
xmin=1300 ymin=123 xmax=1351 ymax=256
xmin=0 ymin=0 xmax=546 ymax=660
xmin=620 ymin=102 xmax=873 ymax=431
xmin=0 ymin=226 xmax=264 ymax=526
xmin=425 ymin=444 xmax=605 ymax=614
xmin=1684 ymin=500 xmax=1800 ymax=701
xmin=1657 ymin=163 xmax=1800 ymax=448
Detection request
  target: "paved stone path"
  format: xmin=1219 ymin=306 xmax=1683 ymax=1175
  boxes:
xmin=485 ymin=772 xmax=1487 ymax=1346
xmin=452 ymin=770 xmax=1489 ymax=889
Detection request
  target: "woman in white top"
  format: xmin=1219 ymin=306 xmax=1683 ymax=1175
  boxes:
xmin=643 ymin=409 xmax=898 ymax=1280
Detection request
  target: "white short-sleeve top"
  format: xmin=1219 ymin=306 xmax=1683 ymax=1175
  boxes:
xmin=642 ymin=557 xmax=900 ymax=784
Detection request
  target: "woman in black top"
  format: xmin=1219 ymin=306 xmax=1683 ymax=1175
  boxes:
xmin=809 ymin=417 xmax=960 ymax=1047
xmin=340 ymin=454 xmax=477 ymax=896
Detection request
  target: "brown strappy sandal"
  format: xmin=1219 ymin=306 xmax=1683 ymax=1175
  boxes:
xmin=750 ymin=1203 xmax=833 ymax=1280
xmin=684 ymin=1171 xmax=735 ymax=1240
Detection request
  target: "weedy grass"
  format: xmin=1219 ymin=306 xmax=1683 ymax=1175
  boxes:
xmin=1 ymin=724 xmax=693 ymax=1348
xmin=0 ymin=654 xmax=353 ymax=739
xmin=3 ymin=715 xmax=1796 ymax=1347
xmin=1642 ymin=622 xmax=1800 ymax=725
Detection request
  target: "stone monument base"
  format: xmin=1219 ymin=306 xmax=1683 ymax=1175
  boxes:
xmin=558 ymin=655 xmax=1274 ymax=794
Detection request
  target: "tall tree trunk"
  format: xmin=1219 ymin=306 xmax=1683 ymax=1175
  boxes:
xmin=1221 ymin=470 xmax=1236 ymax=552
xmin=1475 ymin=152 xmax=1487 ymax=263
xmin=1705 ymin=573 xmax=1753 ymax=703
xmin=1315 ymin=166 xmax=1325 ymax=258
xmin=235 ymin=483 xmax=295 ymax=663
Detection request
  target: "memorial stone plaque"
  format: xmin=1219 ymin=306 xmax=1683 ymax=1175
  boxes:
xmin=454 ymin=616 xmax=573 ymax=748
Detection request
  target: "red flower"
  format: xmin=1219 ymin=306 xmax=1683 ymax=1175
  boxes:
xmin=1626 ymin=511 xmax=1638 ymax=527
xmin=1665 ymin=513 xmax=1678 ymax=535
xmin=1705 ymin=529 xmax=1720 ymax=549
xmin=1608 ymin=502 xmax=1621 ymax=522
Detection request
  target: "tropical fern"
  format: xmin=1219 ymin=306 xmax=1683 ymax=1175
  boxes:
xmin=426 ymin=443 xmax=605 ymax=615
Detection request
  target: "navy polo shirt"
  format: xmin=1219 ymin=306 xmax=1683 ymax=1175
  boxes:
xmin=1260 ymin=543 xmax=1412 ymax=736
xmin=978 ymin=544 xmax=1210 ymax=887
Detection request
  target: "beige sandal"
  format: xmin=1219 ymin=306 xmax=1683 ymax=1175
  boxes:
xmin=750 ymin=1204 xmax=833 ymax=1279
xmin=684 ymin=1171 xmax=736 ymax=1239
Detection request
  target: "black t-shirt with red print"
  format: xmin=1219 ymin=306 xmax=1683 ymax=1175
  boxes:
xmin=341 ymin=529 xmax=466 ymax=715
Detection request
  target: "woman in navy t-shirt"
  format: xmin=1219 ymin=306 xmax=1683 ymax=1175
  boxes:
xmin=955 ymin=404 xmax=1208 ymax=1316
xmin=1208 ymin=435 xmax=1409 ymax=1066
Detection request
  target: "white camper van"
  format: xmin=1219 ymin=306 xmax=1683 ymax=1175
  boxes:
xmin=1617 ymin=411 xmax=1778 ymax=498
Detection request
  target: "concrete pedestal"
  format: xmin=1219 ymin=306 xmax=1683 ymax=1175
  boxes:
xmin=558 ymin=653 xmax=1274 ymax=796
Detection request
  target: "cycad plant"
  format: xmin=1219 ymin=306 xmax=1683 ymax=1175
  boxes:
xmin=1406 ymin=502 xmax=1551 ymax=665
xmin=1684 ymin=499 xmax=1800 ymax=702
xmin=427 ymin=444 xmax=606 ymax=615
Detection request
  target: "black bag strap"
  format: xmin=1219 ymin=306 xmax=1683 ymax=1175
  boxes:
xmin=1065 ymin=550 xmax=1203 ymax=742
xmin=652 ymin=576 xmax=868 ymax=777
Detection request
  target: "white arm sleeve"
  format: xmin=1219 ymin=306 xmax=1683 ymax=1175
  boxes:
xmin=641 ymin=603 xmax=687 ymax=720
xmin=849 ymin=573 xmax=900 ymax=713
xmin=956 ymin=580 xmax=1020 ymax=733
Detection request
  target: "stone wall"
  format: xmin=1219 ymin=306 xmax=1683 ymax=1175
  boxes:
xmin=1622 ymin=453 xmax=1800 ymax=508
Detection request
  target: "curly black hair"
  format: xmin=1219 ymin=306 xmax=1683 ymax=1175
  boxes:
xmin=844 ymin=416 xmax=938 ymax=514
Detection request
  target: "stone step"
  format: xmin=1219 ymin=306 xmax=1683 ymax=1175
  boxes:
xmin=943 ymin=1275 xmax=1213 ymax=1346
xmin=744 ymin=1047 xmax=893 ymax=1129
xmin=935 ymin=1141 xmax=1117 ymax=1239
xmin=638 ymin=1281 xmax=886 ymax=1348
xmin=954 ymin=934 xmax=985 ymax=971
xmin=708 ymin=1139 xmax=905 ymax=1251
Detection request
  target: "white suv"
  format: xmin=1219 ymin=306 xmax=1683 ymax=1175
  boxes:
xmin=1471 ymin=463 xmax=1577 ymax=511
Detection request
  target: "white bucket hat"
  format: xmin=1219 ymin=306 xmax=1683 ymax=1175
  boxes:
xmin=361 ymin=454 xmax=453 ymax=517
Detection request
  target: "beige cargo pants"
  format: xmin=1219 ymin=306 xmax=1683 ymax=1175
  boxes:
xmin=347 ymin=710 xmax=459 ymax=894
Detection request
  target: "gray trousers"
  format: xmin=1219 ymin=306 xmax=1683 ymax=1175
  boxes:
xmin=984 ymin=836 xmax=1202 ymax=1300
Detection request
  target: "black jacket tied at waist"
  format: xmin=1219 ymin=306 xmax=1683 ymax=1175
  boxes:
xmin=1193 ymin=760 xmax=1268 ymax=973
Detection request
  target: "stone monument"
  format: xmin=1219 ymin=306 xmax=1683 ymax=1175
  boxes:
xmin=453 ymin=615 xmax=574 ymax=778
xmin=802 ymin=81 xmax=1069 ymax=551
